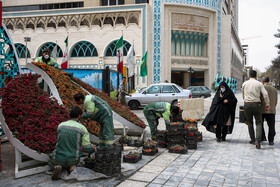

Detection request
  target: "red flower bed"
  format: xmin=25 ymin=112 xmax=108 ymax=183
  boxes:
xmin=33 ymin=62 xmax=146 ymax=129
xmin=1 ymin=74 xmax=69 ymax=154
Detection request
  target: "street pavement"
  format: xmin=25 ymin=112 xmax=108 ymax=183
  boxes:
xmin=1 ymin=91 xmax=280 ymax=186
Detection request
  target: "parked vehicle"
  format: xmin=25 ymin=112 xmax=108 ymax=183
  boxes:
xmin=126 ymin=83 xmax=192 ymax=110
xmin=186 ymin=86 xmax=211 ymax=98
xmin=135 ymin=86 xmax=147 ymax=93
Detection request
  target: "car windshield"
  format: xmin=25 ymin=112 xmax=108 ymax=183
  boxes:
xmin=175 ymin=84 xmax=184 ymax=91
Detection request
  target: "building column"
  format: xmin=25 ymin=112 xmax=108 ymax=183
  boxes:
xmin=183 ymin=72 xmax=190 ymax=88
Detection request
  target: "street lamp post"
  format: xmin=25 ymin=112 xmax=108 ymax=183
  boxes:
xmin=187 ymin=67 xmax=194 ymax=86
xmin=24 ymin=37 xmax=31 ymax=64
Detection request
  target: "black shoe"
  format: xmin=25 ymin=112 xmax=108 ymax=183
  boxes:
xmin=249 ymin=140 xmax=255 ymax=145
xmin=222 ymin=138 xmax=226 ymax=141
xmin=261 ymin=138 xmax=267 ymax=141
xmin=256 ymin=141 xmax=261 ymax=149
xmin=269 ymin=142 xmax=274 ymax=146
xmin=217 ymin=138 xmax=221 ymax=142
xmin=52 ymin=165 xmax=62 ymax=180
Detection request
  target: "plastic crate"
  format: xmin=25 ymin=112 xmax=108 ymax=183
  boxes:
xmin=168 ymin=145 xmax=188 ymax=154
xmin=188 ymin=144 xmax=197 ymax=150
xmin=142 ymin=148 xmax=158 ymax=156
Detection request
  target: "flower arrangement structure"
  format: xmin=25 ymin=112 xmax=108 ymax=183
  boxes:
xmin=33 ymin=62 xmax=146 ymax=136
xmin=142 ymin=139 xmax=158 ymax=156
xmin=119 ymin=135 xmax=132 ymax=145
xmin=168 ymin=144 xmax=187 ymax=154
xmin=156 ymin=130 xmax=168 ymax=148
xmin=1 ymin=74 xmax=69 ymax=154
xmin=123 ymin=151 xmax=142 ymax=163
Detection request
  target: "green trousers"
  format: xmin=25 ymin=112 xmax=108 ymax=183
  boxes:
xmin=143 ymin=107 xmax=158 ymax=139
xmin=98 ymin=116 xmax=114 ymax=148
xmin=48 ymin=154 xmax=79 ymax=170
xmin=244 ymin=103 xmax=262 ymax=142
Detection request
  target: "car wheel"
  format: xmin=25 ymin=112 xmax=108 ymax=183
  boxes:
xmin=129 ymin=101 xmax=139 ymax=110
xmin=200 ymin=95 xmax=205 ymax=99
xmin=171 ymin=100 xmax=178 ymax=106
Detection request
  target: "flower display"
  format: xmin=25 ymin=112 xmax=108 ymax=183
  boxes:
xmin=1 ymin=74 xmax=69 ymax=154
xmin=169 ymin=144 xmax=184 ymax=150
xmin=33 ymin=62 xmax=146 ymax=131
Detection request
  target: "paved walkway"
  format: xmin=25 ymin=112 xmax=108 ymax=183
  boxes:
xmin=118 ymin=91 xmax=280 ymax=187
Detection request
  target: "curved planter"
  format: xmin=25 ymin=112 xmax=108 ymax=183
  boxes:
xmin=0 ymin=109 xmax=49 ymax=162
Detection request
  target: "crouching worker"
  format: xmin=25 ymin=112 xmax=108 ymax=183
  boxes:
xmin=143 ymin=102 xmax=179 ymax=140
xmin=49 ymin=106 xmax=96 ymax=180
xmin=74 ymin=92 xmax=114 ymax=149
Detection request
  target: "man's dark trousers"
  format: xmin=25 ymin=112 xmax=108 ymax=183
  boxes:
xmin=262 ymin=114 xmax=276 ymax=143
xmin=244 ymin=103 xmax=262 ymax=142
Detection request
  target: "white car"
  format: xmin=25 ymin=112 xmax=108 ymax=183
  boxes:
xmin=126 ymin=83 xmax=192 ymax=110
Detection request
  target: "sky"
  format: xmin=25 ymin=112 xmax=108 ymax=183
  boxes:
xmin=238 ymin=0 xmax=280 ymax=72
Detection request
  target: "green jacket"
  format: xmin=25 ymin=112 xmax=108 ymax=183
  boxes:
xmin=144 ymin=102 xmax=171 ymax=122
xmin=261 ymin=83 xmax=278 ymax=114
xmin=52 ymin=119 xmax=95 ymax=162
xmin=82 ymin=95 xmax=112 ymax=121
xmin=35 ymin=56 xmax=58 ymax=68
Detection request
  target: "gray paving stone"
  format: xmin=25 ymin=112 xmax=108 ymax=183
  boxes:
xmin=117 ymin=180 xmax=149 ymax=187
xmin=129 ymin=171 xmax=158 ymax=182
xmin=156 ymin=174 xmax=171 ymax=180
xmin=147 ymin=183 xmax=163 ymax=187
xmin=152 ymin=178 xmax=167 ymax=185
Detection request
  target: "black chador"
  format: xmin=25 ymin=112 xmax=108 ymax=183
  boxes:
xmin=202 ymin=82 xmax=237 ymax=141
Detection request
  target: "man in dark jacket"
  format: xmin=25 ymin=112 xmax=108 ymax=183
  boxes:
xmin=74 ymin=92 xmax=114 ymax=148
xmin=49 ymin=106 xmax=96 ymax=180
xmin=261 ymin=76 xmax=278 ymax=145
xmin=202 ymin=82 xmax=237 ymax=142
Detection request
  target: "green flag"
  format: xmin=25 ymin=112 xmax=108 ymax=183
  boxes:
xmin=140 ymin=51 xmax=147 ymax=77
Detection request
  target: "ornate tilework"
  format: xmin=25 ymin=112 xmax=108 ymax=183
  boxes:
xmin=0 ymin=25 xmax=20 ymax=90
xmin=152 ymin=0 xmax=221 ymax=83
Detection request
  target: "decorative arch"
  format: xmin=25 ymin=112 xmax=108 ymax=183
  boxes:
xmin=8 ymin=43 xmax=31 ymax=58
xmin=36 ymin=21 xmax=45 ymax=29
xmin=16 ymin=21 xmax=24 ymax=30
xmin=80 ymin=17 xmax=90 ymax=27
xmin=105 ymin=39 xmax=132 ymax=57
xmin=6 ymin=22 xmax=14 ymax=30
xmin=37 ymin=42 xmax=63 ymax=57
xmin=103 ymin=17 xmax=114 ymax=27
xmin=128 ymin=15 xmax=138 ymax=25
xmin=70 ymin=17 xmax=79 ymax=28
xmin=70 ymin=41 xmax=98 ymax=57
xmin=26 ymin=21 xmax=35 ymax=30
xmin=47 ymin=21 xmax=56 ymax=29
xmin=116 ymin=16 xmax=125 ymax=25
xmin=58 ymin=19 xmax=67 ymax=28
xmin=92 ymin=17 xmax=102 ymax=27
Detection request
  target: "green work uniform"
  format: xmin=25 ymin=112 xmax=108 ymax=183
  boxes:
xmin=35 ymin=56 xmax=58 ymax=68
xmin=83 ymin=95 xmax=114 ymax=148
xmin=143 ymin=102 xmax=171 ymax=139
xmin=49 ymin=119 xmax=95 ymax=169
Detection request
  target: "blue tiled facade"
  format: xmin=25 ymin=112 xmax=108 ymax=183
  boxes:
xmin=152 ymin=0 xmax=221 ymax=83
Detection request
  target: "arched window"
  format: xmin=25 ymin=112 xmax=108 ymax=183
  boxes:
xmin=38 ymin=42 xmax=63 ymax=57
xmin=70 ymin=41 xmax=98 ymax=57
xmin=8 ymin=43 xmax=31 ymax=58
xmin=105 ymin=40 xmax=131 ymax=56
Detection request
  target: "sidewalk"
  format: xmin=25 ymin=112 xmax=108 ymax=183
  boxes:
xmin=118 ymin=91 xmax=280 ymax=187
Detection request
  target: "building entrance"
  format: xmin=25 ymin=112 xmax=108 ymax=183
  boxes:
xmin=171 ymin=71 xmax=205 ymax=88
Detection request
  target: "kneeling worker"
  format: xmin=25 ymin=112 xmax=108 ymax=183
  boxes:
xmin=74 ymin=92 xmax=114 ymax=148
xmin=49 ymin=106 xmax=96 ymax=180
xmin=143 ymin=102 xmax=180 ymax=140
xmin=35 ymin=48 xmax=59 ymax=68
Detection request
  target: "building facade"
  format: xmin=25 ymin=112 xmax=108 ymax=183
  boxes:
xmin=2 ymin=0 xmax=244 ymax=89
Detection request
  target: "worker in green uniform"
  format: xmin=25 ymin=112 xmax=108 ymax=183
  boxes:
xmin=74 ymin=92 xmax=114 ymax=149
xmin=49 ymin=106 xmax=96 ymax=180
xmin=35 ymin=48 xmax=59 ymax=68
xmin=143 ymin=102 xmax=180 ymax=140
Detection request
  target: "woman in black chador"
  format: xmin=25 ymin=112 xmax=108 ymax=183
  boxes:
xmin=202 ymin=82 xmax=237 ymax=142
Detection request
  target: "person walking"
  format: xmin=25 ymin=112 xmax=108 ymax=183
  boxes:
xmin=242 ymin=70 xmax=270 ymax=149
xmin=202 ymin=82 xmax=237 ymax=142
xmin=49 ymin=107 xmax=96 ymax=180
xmin=35 ymin=48 xmax=59 ymax=68
xmin=74 ymin=92 xmax=114 ymax=148
xmin=261 ymin=76 xmax=278 ymax=145
xmin=143 ymin=102 xmax=179 ymax=140
xmin=117 ymin=77 xmax=130 ymax=106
